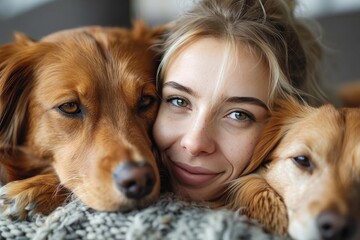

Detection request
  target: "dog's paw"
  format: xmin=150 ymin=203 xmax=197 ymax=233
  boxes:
xmin=0 ymin=181 xmax=35 ymax=220
xmin=0 ymin=175 xmax=69 ymax=220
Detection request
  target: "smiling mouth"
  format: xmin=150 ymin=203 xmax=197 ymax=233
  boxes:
xmin=169 ymin=161 xmax=220 ymax=186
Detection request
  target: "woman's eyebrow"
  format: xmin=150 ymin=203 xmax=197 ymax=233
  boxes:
xmin=163 ymin=81 xmax=268 ymax=110
xmin=227 ymin=96 xmax=269 ymax=110
xmin=163 ymin=81 xmax=197 ymax=96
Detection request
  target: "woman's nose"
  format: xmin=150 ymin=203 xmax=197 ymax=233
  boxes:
xmin=180 ymin=119 xmax=216 ymax=156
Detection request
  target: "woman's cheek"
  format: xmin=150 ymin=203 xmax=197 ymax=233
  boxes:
xmin=152 ymin=117 xmax=166 ymax=150
xmin=152 ymin=105 xmax=177 ymax=151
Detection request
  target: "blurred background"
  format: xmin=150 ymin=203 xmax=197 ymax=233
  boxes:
xmin=0 ymin=0 xmax=359 ymax=106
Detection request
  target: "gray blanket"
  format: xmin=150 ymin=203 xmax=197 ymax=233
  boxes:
xmin=0 ymin=194 xmax=284 ymax=240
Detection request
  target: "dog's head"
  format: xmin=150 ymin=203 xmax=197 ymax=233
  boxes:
xmin=0 ymin=22 xmax=165 ymax=211
xmin=250 ymin=98 xmax=360 ymax=240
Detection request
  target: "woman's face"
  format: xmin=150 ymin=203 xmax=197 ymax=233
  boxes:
xmin=153 ymin=38 xmax=270 ymax=201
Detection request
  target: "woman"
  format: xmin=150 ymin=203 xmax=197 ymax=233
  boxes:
xmin=153 ymin=0 xmax=325 ymax=203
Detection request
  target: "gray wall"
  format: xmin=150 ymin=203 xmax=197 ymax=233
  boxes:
xmin=316 ymin=10 xmax=360 ymax=103
xmin=0 ymin=0 xmax=130 ymax=43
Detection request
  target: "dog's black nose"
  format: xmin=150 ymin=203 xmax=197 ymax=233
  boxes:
xmin=113 ymin=161 xmax=155 ymax=199
xmin=316 ymin=210 xmax=355 ymax=240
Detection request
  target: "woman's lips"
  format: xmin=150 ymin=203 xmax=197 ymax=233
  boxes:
xmin=169 ymin=161 xmax=220 ymax=186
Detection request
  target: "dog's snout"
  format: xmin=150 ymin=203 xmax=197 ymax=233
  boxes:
xmin=316 ymin=210 xmax=355 ymax=240
xmin=113 ymin=161 xmax=155 ymax=200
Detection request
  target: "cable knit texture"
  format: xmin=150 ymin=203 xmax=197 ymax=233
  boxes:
xmin=0 ymin=194 xmax=286 ymax=240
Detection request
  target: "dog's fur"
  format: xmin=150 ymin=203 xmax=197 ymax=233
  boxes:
xmin=339 ymin=81 xmax=360 ymax=107
xmin=225 ymin=98 xmax=360 ymax=240
xmin=0 ymin=22 xmax=164 ymax=219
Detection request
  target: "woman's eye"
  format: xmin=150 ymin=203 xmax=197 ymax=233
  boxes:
xmin=167 ymin=97 xmax=188 ymax=108
xmin=227 ymin=111 xmax=253 ymax=121
xmin=58 ymin=102 xmax=81 ymax=115
xmin=293 ymin=156 xmax=312 ymax=170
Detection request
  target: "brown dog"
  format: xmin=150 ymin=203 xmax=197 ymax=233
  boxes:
xmin=225 ymin=98 xmax=360 ymax=240
xmin=0 ymin=22 xmax=164 ymax=220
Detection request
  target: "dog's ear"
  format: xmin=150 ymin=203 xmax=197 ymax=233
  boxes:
xmin=241 ymin=97 xmax=310 ymax=175
xmin=0 ymin=34 xmax=39 ymax=149
xmin=131 ymin=20 xmax=169 ymax=45
xmin=0 ymin=33 xmax=35 ymax=65
xmin=226 ymin=174 xmax=289 ymax=236
xmin=13 ymin=32 xmax=36 ymax=46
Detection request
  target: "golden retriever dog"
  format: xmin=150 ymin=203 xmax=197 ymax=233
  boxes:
xmin=0 ymin=22 xmax=164 ymax=220
xmin=225 ymin=98 xmax=360 ymax=240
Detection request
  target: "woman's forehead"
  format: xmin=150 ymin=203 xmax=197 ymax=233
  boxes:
xmin=163 ymin=37 xmax=270 ymax=103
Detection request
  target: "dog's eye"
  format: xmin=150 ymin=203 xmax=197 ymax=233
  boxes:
xmin=58 ymin=102 xmax=81 ymax=115
xmin=138 ymin=95 xmax=156 ymax=112
xmin=293 ymin=156 xmax=312 ymax=170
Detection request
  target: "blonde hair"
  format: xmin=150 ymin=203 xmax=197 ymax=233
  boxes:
xmin=157 ymin=0 xmax=326 ymax=107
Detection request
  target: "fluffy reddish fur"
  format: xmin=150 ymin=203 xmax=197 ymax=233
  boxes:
xmin=225 ymin=98 xmax=360 ymax=239
xmin=339 ymin=81 xmax=360 ymax=107
xmin=0 ymin=22 xmax=164 ymax=219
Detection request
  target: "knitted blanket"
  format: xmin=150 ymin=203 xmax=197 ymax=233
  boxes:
xmin=0 ymin=194 xmax=285 ymax=240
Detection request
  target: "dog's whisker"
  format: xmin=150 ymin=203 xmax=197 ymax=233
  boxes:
xmin=49 ymin=175 xmax=85 ymax=204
